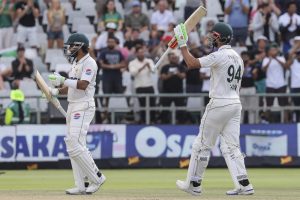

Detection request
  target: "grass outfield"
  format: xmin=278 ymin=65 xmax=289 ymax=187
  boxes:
xmin=0 ymin=168 xmax=299 ymax=200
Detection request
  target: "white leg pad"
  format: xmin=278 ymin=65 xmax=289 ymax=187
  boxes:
xmin=186 ymin=148 xmax=210 ymax=184
xmin=220 ymin=139 xmax=248 ymax=183
xmin=72 ymin=149 xmax=101 ymax=184
xmin=70 ymin=158 xmax=85 ymax=191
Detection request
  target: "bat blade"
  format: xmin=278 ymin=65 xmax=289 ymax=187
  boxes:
xmin=35 ymin=70 xmax=67 ymax=117
xmin=152 ymin=6 xmax=207 ymax=71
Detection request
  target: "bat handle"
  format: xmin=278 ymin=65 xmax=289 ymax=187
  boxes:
xmin=152 ymin=47 xmax=172 ymax=72
xmin=58 ymin=106 xmax=67 ymax=118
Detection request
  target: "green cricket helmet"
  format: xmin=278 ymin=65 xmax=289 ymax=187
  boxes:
xmin=209 ymin=22 xmax=233 ymax=47
xmin=64 ymin=33 xmax=89 ymax=63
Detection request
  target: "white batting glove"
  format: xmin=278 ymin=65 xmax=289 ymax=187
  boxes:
xmin=48 ymin=72 xmax=65 ymax=87
xmin=174 ymin=23 xmax=188 ymax=48
xmin=48 ymin=87 xmax=59 ymax=97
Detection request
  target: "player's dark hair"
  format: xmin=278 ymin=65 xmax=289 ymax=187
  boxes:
xmin=81 ymin=45 xmax=89 ymax=54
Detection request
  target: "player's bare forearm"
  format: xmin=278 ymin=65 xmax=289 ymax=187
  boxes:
xmin=77 ymin=80 xmax=89 ymax=90
xmin=180 ymin=47 xmax=201 ymax=69
xmin=58 ymin=86 xmax=68 ymax=95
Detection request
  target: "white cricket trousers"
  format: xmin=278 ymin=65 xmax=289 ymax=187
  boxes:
xmin=193 ymin=98 xmax=242 ymax=152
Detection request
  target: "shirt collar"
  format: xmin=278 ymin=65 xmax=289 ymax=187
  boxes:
xmin=218 ymin=45 xmax=232 ymax=51
xmin=76 ymin=53 xmax=90 ymax=64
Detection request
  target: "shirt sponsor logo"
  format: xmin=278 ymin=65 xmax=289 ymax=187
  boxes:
xmin=85 ymin=69 xmax=92 ymax=75
xmin=74 ymin=113 xmax=81 ymax=119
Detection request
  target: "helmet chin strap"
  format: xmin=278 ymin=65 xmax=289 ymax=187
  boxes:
xmin=65 ymin=43 xmax=84 ymax=64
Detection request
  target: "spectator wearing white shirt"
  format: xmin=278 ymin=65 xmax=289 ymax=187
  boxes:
xmin=95 ymin=22 xmax=125 ymax=50
xmin=262 ymin=43 xmax=288 ymax=121
xmin=278 ymin=1 xmax=300 ymax=55
xmin=151 ymin=0 xmax=175 ymax=32
xmin=287 ymin=48 xmax=300 ymax=122
xmin=128 ymin=47 xmax=156 ymax=123
xmin=250 ymin=3 xmax=279 ymax=43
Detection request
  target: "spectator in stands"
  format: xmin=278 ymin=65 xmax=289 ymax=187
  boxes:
xmin=151 ymin=0 xmax=176 ymax=32
xmin=184 ymin=48 xmax=202 ymax=93
xmin=159 ymin=51 xmax=186 ymax=124
xmin=278 ymin=1 xmax=300 ymax=55
xmin=124 ymin=1 xmax=150 ymax=42
xmin=200 ymin=67 xmax=210 ymax=106
xmin=98 ymin=0 xmax=123 ymax=32
xmin=286 ymin=46 xmax=300 ymax=122
xmin=184 ymin=0 xmax=202 ymax=21
xmin=262 ymin=43 xmax=289 ymax=122
xmin=7 ymin=46 xmax=34 ymax=80
xmin=47 ymin=0 xmax=65 ymax=49
xmin=15 ymin=0 xmax=40 ymax=48
xmin=252 ymin=35 xmax=269 ymax=53
xmin=240 ymin=51 xmax=258 ymax=124
xmin=224 ymin=0 xmax=250 ymax=46
xmin=200 ymin=17 xmax=218 ymax=42
xmin=0 ymin=0 xmax=14 ymax=49
xmin=95 ymin=22 xmax=125 ymax=50
xmin=250 ymin=3 xmax=279 ymax=43
xmin=124 ymin=28 xmax=144 ymax=55
xmin=4 ymin=80 xmax=30 ymax=125
xmin=98 ymin=36 xmax=126 ymax=108
xmin=128 ymin=46 xmax=156 ymax=123
xmin=276 ymin=0 xmax=300 ymax=15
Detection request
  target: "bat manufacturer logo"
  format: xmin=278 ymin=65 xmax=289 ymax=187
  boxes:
xmin=74 ymin=113 xmax=81 ymax=119
xmin=85 ymin=68 xmax=92 ymax=75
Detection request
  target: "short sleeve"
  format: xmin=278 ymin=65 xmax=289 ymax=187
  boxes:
xmin=81 ymin=61 xmax=97 ymax=82
xmin=262 ymin=57 xmax=270 ymax=69
xmin=199 ymin=53 xmax=218 ymax=68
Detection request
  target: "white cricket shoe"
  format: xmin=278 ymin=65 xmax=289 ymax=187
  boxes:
xmin=65 ymin=187 xmax=86 ymax=195
xmin=176 ymin=180 xmax=201 ymax=196
xmin=86 ymin=174 xmax=106 ymax=194
xmin=226 ymin=184 xmax=254 ymax=195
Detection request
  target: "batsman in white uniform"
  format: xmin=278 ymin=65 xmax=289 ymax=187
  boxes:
xmin=173 ymin=22 xmax=254 ymax=195
xmin=48 ymin=33 xmax=106 ymax=195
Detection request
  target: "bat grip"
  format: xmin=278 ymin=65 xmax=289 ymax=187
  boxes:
xmin=152 ymin=47 xmax=172 ymax=72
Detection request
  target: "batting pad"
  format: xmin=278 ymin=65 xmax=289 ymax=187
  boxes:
xmin=73 ymin=149 xmax=101 ymax=184
xmin=186 ymin=150 xmax=210 ymax=184
xmin=70 ymin=158 xmax=86 ymax=190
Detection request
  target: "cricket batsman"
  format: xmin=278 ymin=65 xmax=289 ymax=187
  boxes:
xmin=48 ymin=33 xmax=106 ymax=195
xmin=173 ymin=22 xmax=254 ymax=195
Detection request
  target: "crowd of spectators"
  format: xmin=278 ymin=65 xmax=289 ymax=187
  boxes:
xmin=0 ymin=0 xmax=300 ymax=124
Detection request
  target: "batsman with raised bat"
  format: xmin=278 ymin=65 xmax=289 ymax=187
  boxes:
xmin=173 ymin=22 xmax=254 ymax=195
xmin=47 ymin=33 xmax=106 ymax=195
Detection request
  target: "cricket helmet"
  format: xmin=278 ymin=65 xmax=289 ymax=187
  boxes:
xmin=64 ymin=33 xmax=89 ymax=63
xmin=208 ymin=22 xmax=233 ymax=47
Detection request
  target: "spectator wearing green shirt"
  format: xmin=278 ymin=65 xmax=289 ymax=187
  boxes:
xmin=98 ymin=0 xmax=123 ymax=32
xmin=0 ymin=0 xmax=14 ymax=49
xmin=5 ymin=82 xmax=30 ymax=125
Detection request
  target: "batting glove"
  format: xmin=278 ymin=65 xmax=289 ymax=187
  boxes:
xmin=48 ymin=72 xmax=65 ymax=87
xmin=48 ymin=87 xmax=59 ymax=97
xmin=174 ymin=23 xmax=188 ymax=48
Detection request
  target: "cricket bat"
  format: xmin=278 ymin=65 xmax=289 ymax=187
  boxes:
xmin=152 ymin=6 xmax=207 ymax=71
xmin=35 ymin=70 xmax=67 ymax=117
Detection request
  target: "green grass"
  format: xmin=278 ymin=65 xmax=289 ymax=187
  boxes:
xmin=0 ymin=168 xmax=299 ymax=200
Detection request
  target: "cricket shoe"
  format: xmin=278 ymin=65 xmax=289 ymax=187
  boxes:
xmin=65 ymin=187 xmax=86 ymax=195
xmin=176 ymin=180 xmax=201 ymax=196
xmin=226 ymin=184 xmax=254 ymax=195
xmin=86 ymin=174 xmax=106 ymax=194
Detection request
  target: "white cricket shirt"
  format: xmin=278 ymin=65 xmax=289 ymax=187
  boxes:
xmin=198 ymin=45 xmax=244 ymax=99
xmin=67 ymin=53 xmax=97 ymax=103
